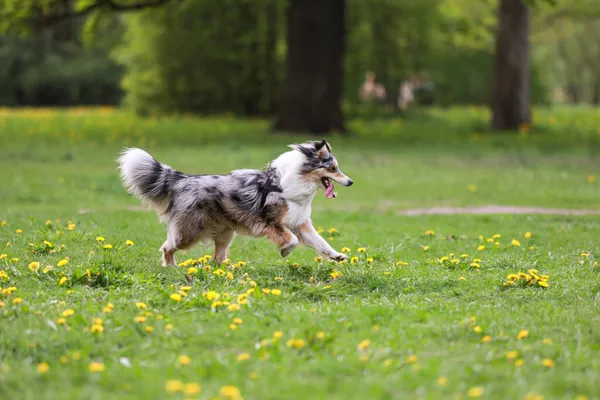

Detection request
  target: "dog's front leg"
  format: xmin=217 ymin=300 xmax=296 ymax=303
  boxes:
xmin=297 ymin=220 xmax=347 ymax=261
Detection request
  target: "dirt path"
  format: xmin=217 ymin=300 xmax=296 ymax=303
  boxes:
xmin=398 ymin=205 xmax=600 ymax=216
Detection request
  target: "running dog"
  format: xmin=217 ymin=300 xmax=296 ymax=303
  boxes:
xmin=118 ymin=139 xmax=353 ymax=266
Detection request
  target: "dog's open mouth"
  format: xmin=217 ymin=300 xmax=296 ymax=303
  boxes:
xmin=321 ymin=178 xmax=337 ymax=199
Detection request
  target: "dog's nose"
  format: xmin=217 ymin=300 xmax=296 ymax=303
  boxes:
xmin=347 ymin=179 xmax=354 ymax=187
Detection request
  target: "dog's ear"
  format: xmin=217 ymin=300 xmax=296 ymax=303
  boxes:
xmin=315 ymin=138 xmax=331 ymax=159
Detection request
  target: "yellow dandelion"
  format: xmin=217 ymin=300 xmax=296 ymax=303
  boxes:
xmin=237 ymin=352 xmax=251 ymax=361
xmin=37 ymin=362 xmax=49 ymax=374
xmin=91 ymin=324 xmax=104 ymax=333
xmin=165 ymin=380 xmax=184 ymax=393
xmin=357 ymin=339 xmax=371 ymax=350
xmin=482 ymin=335 xmax=492 ymax=343
xmin=134 ymin=316 xmax=146 ymax=323
xmin=219 ymin=385 xmax=242 ymax=400
xmin=517 ymin=330 xmax=529 ymax=340
xmin=341 ymin=247 xmax=351 ymax=253
xmin=57 ymin=259 xmax=68 ymax=267
xmin=286 ymin=338 xmax=306 ymax=349
xmin=60 ymin=356 xmax=68 ymax=364
xmin=61 ymin=309 xmax=74 ymax=317
xmin=177 ymin=355 xmax=191 ymax=365
xmin=16 ymin=229 xmax=22 ymax=234
xmin=542 ymin=338 xmax=553 ymax=345
xmin=524 ymin=232 xmax=532 ymax=238
xmin=542 ymin=358 xmax=555 ymax=368
xmin=228 ymin=303 xmax=241 ymax=311
xmin=28 ymin=261 xmax=40 ymax=272
xmin=170 ymin=293 xmax=182 ymax=302
xmin=205 ymin=291 xmax=220 ymax=300
xmin=473 ymin=326 xmax=482 ymax=333
xmin=273 ymin=331 xmax=283 ymax=339
xmin=233 ymin=318 xmax=243 ymax=325
xmin=166 ymin=323 xmax=173 ymax=331
xmin=314 ymin=256 xmax=323 ymax=262
xmin=467 ymin=184 xmax=477 ymax=192
xmin=524 ymin=394 xmax=544 ymax=400
xmin=468 ymin=387 xmax=484 ymax=398
xmin=366 ymin=257 xmax=374 ymax=263
xmin=538 ymin=281 xmax=549 ymax=288
xmin=437 ymin=376 xmax=448 ymax=386
xmin=103 ymin=244 xmax=112 ymax=250
xmin=88 ymin=362 xmax=104 ymax=372
xmin=406 ymin=354 xmax=417 ymax=363
xmin=58 ymin=277 xmax=68 ymax=285
xmin=350 ymin=256 xmax=359 ymax=264
xmin=186 ymin=267 xmax=197 ymax=275
xmin=57 ymin=317 xmax=67 ymax=325
xmin=459 ymin=276 xmax=466 ymax=281
xmin=423 ymin=245 xmax=430 ymax=251
xmin=96 ymin=237 xmax=105 ymax=243
xmin=330 ymin=270 xmax=342 ymax=280
xmin=396 ymin=261 xmax=408 ymax=266
xmin=184 ymin=383 xmax=201 ymax=396
xmin=12 ymin=297 xmax=22 ymax=304
xmin=125 ymin=240 xmax=134 ymax=246
xmin=515 ymin=359 xmax=525 ymax=367
xmin=477 ymin=245 xmax=485 ymax=251
xmin=271 ymin=289 xmax=282 ymax=296
xmin=512 ymin=239 xmax=521 ymax=247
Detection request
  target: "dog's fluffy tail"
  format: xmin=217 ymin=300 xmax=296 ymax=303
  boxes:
xmin=118 ymin=148 xmax=183 ymax=216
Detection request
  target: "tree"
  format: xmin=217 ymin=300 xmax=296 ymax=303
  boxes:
xmin=0 ymin=0 xmax=172 ymax=34
xmin=490 ymin=0 xmax=530 ymax=131
xmin=273 ymin=0 xmax=346 ymax=134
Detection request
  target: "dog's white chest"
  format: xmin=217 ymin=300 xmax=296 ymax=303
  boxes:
xmin=283 ymin=198 xmax=313 ymax=228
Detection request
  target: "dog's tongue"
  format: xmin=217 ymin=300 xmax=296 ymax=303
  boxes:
xmin=325 ymin=182 xmax=336 ymax=199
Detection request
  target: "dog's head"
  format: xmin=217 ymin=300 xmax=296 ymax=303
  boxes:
xmin=289 ymin=139 xmax=353 ymax=199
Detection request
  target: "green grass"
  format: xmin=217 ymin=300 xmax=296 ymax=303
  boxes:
xmin=1 ymin=106 xmax=600 ymax=400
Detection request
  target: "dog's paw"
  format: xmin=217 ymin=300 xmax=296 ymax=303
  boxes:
xmin=330 ymin=253 xmax=348 ymax=262
xmin=280 ymin=246 xmax=294 ymax=258
xmin=279 ymin=235 xmax=298 ymax=258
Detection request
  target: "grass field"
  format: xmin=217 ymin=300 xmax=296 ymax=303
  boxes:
xmin=1 ymin=106 xmax=600 ymax=400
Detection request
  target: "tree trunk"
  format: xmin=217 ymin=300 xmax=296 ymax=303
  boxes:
xmin=273 ymin=0 xmax=345 ymax=134
xmin=491 ymin=0 xmax=530 ymax=131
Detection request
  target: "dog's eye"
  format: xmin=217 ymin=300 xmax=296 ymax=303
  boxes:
xmin=328 ymin=165 xmax=337 ymax=172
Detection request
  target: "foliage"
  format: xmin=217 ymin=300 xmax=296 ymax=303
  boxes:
xmin=0 ymin=35 xmax=123 ymax=106
xmin=115 ymin=0 xmax=284 ymax=116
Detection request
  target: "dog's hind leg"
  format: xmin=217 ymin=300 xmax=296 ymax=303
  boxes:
xmin=160 ymin=215 xmax=204 ymax=267
xmin=213 ymin=230 xmax=235 ymax=265
xmin=160 ymin=242 xmax=177 ymax=267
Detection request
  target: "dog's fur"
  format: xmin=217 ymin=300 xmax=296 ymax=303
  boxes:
xmin=118 ymin=139 xmax=353 ymax=266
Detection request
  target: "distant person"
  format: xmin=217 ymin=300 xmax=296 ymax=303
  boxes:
xmin=360 ymin=71 xmax=387 ymax=103
xmin=397 ymin=79 xmax=415 ymax=111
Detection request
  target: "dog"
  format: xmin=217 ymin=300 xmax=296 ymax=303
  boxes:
xmin=118 ymin=139 xmax=353 ymax=266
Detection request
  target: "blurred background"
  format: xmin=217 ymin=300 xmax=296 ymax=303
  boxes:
xmin=0 ymin=0 xmax=598 ymax=134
